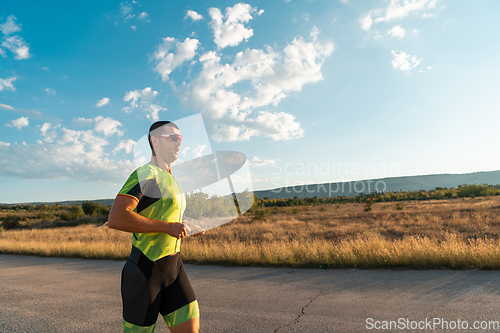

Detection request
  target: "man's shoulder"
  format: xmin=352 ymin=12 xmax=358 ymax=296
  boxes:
xmin=135 ymin=163 xmax=159 ymax=180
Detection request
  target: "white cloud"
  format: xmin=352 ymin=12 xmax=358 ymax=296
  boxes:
xmin=119 ymin=2 xmax=150 ymax=26
xmin=0 ymin=114 xmax=138 ymax=183
xmin=40 ymin=122 xmax=51 ymax=136
xmin=209 ymin=3 xmax=260 ymax=49
xmin=310 ymin=26 xmax=320 ymax=40
xmin=152 ymin=37 xmax=200 ymax=81
xmin=388 ymin=25 xmax=406 ymax=38
xmin=0 ymin=76 xmax=16 ymax=91
xmin=185 ymin=10 xmax=203 ymax=21
xmin=253 ymin=111 xmax=304 ymax=141
xmin=94 ymin=116 xmax=124 ymax=137
xmin=181 ymin=144 xmax=207 ymax=160
xmin=6 ymin=117 xmax=29 ymax=130
xmin=138 ymin=12 xmax=149 ymax=21
xmin=59 ymin=128 xmax=110 ymax=161
xmin=0 ymin=15 xmax=22 ymax=35
xmin=147 ymin=104 xmax=166 ymax=122
xmin=0 ymin=103 xmax=14 ymax=110
xmin=1 ymin=36 xmax=31 ymax=59
xmin=113 ymin=139 xmax=136 ymax=154
xmin=422 ymin=13 xmax=437 ymax=18
xmin=412 ymin=29 xmax=419 ymax=36
xmin=250 ymin=156 xmax=277 ymax=167
xmin=0 ymin=129 xmax=135 ymax=183
xmin=72 ymin=117 xmax=93 ymax=127
xmin=39 ymin=122 xmax=59 ymax=142
xmin=96 ymin=97 xmax=110 ymax=107
xmin=4 ymin=107 xmax=42 ymax=119
xmin=45 ymin=88 xmax=56 ymax=95
xmin=0 ymin=16 xmax=31 ymax=60
xmin=192 ymin=145 xmax=206 ymax=158
xmin=391 ymin=50 xmax=423 ymax=73
xmin=360 ymin=12 xmax=375 ymax=31
xmin=120 ymin=2 xmax=134 ymax=18
xmin=124 ymin=87 xmax=158 ymax=107
xmin=339 ymin=0 xmax=349 ymax=3
xmin=361 ymin=0 xmax=437 ymax=31
xmin=123 ymin=87 xmax=166 ymax=121
xmin=377 ymin=0 xmax=436 ymax=22
xmin=173 ymin=31 xmax=333 ymax=141
xmin=123 ymin=90 xmax=141 ymax=108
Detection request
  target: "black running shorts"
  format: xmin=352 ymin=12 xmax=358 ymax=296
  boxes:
xmin=121 ymin=246 xmax=199 ymax=332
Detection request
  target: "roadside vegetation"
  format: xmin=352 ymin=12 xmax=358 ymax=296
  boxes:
xmin=0 ymin=201 xmax=110 ymax=230
xmin=1 ymin=184 xmax=500 ymax=269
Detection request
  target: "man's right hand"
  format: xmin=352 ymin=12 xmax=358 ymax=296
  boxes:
xmin=166 ymin=222 xmax=188 ymax=239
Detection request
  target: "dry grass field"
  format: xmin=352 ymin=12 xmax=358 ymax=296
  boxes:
xmin=1 ymin=196 xmax=500 ymax=269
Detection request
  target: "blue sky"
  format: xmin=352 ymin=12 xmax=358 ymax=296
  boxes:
xmin=1 ymin=0 xmax=499 ymax=203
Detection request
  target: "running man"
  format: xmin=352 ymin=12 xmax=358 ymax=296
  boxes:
xmin=108 ymin=121 xmax=203 ymax=333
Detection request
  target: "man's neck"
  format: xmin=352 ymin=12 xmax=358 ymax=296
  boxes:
xmin=150 ymin=156 xmax=172 ymax=173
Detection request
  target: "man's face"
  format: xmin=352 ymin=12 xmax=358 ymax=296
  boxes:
xmin=151 ymin=125 xmax=181 ymax=164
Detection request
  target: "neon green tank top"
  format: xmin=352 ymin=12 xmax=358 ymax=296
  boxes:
xmin=118 ymin=163 xmax=186 ymax=261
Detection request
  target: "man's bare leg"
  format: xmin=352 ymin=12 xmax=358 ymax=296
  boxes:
xmin=168 ymin=317 xmax=199 ymax=333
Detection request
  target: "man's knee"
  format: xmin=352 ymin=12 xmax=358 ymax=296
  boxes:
xmin=168 ymin=317 xmax=199 ymax=333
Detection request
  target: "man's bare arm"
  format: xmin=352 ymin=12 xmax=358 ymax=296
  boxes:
xmin=107 ymin=195 xmax=186 ymax=238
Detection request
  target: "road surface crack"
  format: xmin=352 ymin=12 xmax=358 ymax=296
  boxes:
xmin=274 ymin=289 xmax=322 ymax=332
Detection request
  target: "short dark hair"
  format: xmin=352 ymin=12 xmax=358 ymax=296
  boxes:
xmin=148 ymin=121 xmax=179 ymax=155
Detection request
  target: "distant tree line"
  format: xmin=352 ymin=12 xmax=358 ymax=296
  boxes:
xmin=184 ymin=192 xmax=237 ymax=219
xmin=184 ymin=189 xmax=255 ymax=219
xmin=2 ymin=184 xmax=499 ymax=230
xmin=0 ymin=201 xmax=111 ymax=230
xmin=258 ymin=183 xmax=500 ymax=208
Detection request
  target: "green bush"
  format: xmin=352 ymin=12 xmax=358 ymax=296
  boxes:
xmin=184 ymin=191 xmax=238 ymax=219
xmin=364 ymin=199 xmax=373 ymax=212
xmin=70 ymin=205 xmax=85 ymax=219
xmin=431 ymin=190 xmax=445 ymax=199
xmin=100 ymin=205 xmax=111 ymax=216
xmin=81 ymin=201 xmax=110 ymax=216
xmin=58 ymin=212 xmax=72 ymax=221
xmin=82 ymin=201 xmax=102 ymax=216
xmin=253 ymin=209 xmax=270 ymax=220
xmin=444 ymin=188 xmax=456 ymax=198
xmin=58 ymin=205 xmax=86 ymax=221
xmin=38 ymin=212 xmax=55 ymax=221
xmin=457 ymin=184 xmax=496 ymax=198
xmin=2 ymin=215 xmax=22 ymax=230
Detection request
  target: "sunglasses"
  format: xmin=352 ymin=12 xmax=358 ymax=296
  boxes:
xmin=154 ymin=133 xmax=182 ymax=143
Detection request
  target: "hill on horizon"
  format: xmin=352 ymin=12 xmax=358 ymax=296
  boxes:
xmin=253 ymin=170 xmax=500 ymax=200
xmin=3 ymin=170 xmax=500 ymax=205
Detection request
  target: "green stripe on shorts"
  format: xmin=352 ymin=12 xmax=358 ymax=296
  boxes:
xmin=123 ymin=318 xmax=156 ymax=333
xmin=163 ymin=300 xmax=199 ymax=327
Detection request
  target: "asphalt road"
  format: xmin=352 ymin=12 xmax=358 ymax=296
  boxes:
xmin=1 ymin=254 xmax=500 ymax=332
